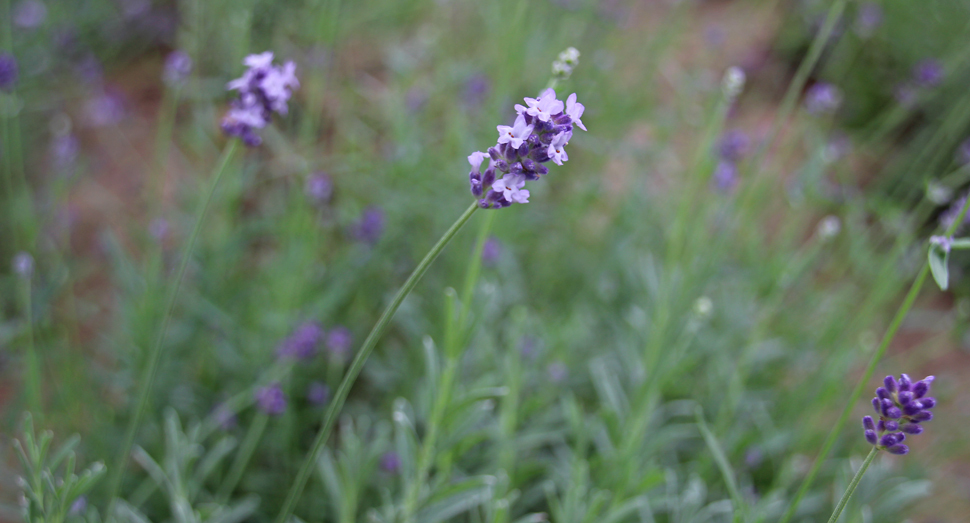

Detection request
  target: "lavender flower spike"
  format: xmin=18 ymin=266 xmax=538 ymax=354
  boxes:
xmin=863 ymin=373 xmax=936 ymax=454
xmin=255 ymin=382 xmax=287 ymax=415
xmin=0 ymin=53 xmax=18 ymax=91
xmin=473 ymin=89 xmax=585 ymax=208
xmin=221 ymin=51 xmax=299 ymax=147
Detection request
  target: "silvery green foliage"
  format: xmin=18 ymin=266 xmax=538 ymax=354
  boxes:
xmin=115 ymin=410 xmax=257 ymax=523
xmin=14 ymin=414 xmax=105 ymax=523
xmin=314 ymin=416 xmax=391 ymax=523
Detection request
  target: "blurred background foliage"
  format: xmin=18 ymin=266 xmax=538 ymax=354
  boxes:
xmin=1 ymin=0 xmax=969 ymax=522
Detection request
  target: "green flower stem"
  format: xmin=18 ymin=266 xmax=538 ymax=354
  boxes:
xmin=106 ymin=139 xmax=239 ymax=508
xmin=21 ymin=274 xmax=41 ymax=416
xmin=274 ymin=201 xmax=480 ymax=523
xmin=780 ymin=194 xmax=970 ymax=523
xmin=217 ymin=411 xmax=269 ymax=502
xmin=402 ymin=207 xmax=494 ymax=522
xmin=825 ymin=448 xmax=878 ymax=523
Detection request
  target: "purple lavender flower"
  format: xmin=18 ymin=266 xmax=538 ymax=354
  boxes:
xmin=0 ymin=53 xmax=18 ymax=91
xmin=712 ymin=161 xmax=738 ymax=192
xmin=307 ymin=381 xmax=330 ymax=405
xmin=305 ymin=172 xmax=333 ymax=205
xmin=481 ymin=237 xmax=501 ymax=266
xmin=855 ymin=3 xmax=882 ymax=38
xmin=804 ymin=83 xmax=842 ymax=114
xmin=354 ymin=207 xmax=384 ymax=245
xmin=13 ymin=1 xmax=47 ymax=29
xmin=718 ymin=130 xmax=749 ymax=162
xmin=255 ymin=382 xmax=287 ymax=415
xmin=473 ymin=88 xmax=585 ymax=208
xmin=913 ymin=59 xmax=944 ymax=88
xmin=380 ymin=451 xmax=401 ymax=473
xmin=69 ymin=496 xmax=87 ymax=516
xmin=12 ymin=252 xmax=34 ymax=278
xmin=222 ymin=52 xmax=299 ymax=147
xmin=163 ymin=50 xmax=192 ymax=86
xmin=863 ymin=374 xmax=936 ymax=455
xmin=276 ymin=322 xmax=324 ymax=360
xmin=325 ymin=326 xmax=353 ymax=360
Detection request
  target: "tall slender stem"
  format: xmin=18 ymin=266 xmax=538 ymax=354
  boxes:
xmin=106 ymin=140 xmax=239 ymax=507
xmin=780 ymin=194 xmax=970 ymax=523
xmin=217 ymin=411 xmax=268 ymax=502
xmin=21 ymin=274 xmax=40 ymax=415
xmin=825 ymin=448 xmax=878 ymax=523
xmin=274 ymin=201 xmax=480 ymax=523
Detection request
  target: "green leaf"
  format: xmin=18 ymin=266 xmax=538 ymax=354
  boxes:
xmin=415 ymin=477 xmax=493 ymax=523
xmin=928 ymin=246 xmax=950 ymax=290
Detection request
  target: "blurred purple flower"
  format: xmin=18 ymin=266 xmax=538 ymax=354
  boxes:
xmin=379 ymin=451 xmax=401 ymax=473
xmin=481 ymin=237 xmax=501 ymax=266
xmin=12 ymin=252 xmax=34 ymax=278
xmin=712 ymin=161 xmax=738 ymax=192
xmin=277 ymin=322 xmax=324 ymax=360
xmin=255 ymin=382 xmax=287 ymax=415
xmin=855 ymin=3 xmax=882 ymax=37
xmin=13 ymin=1 xmax=46 ymax=29
xmin=163 ymin=50 xmax=192 ymax=86
xmin=913 ymin=59 xmax=944 ymax=88
xmin=0 ymin=53 xmax=18 ymax=91
xmin=69 ymin=496 xmax=87 ymax=516
xmin=51 ymin=134 xmax=79 ymax=169
xmin=325 ymin=326 xmax=353 ymax=360
xmin=307 ymin=381 xmax=330 ymax=405
xmin=222 ymin=52 xmax=299 ymax=147
xmin=718 ymin=129 xmax=749 ymax=162
xmin=864 ymin=374 xmax=936 ymax=455
xmin=804 ymin=83 xmax=842 ymax=114
xmin=305 ymin=172 xmax=333 ymax=205
xmin=354 ymin=207 xmax=385 ymax=245
xmin=84 ymin=90 xmax=125 ymax=127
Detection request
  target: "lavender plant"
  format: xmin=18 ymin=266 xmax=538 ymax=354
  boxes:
xmin=274 ymin=58 xmax=586 ymax=523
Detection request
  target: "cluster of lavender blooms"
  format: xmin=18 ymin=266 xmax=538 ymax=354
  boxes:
xmin=221 ymin=52 xmax=299 ymax=147
xmin=275 ymin=321 xmax=354 ymax=362
xmin=712 ymin=129 xmax=750 ymax=191
xmin=863 ymin=374 xmax=936 ymax=455
xmin=0 ymin=53 xmax=18 ymax=91
xmin=255 ymin=382 xmax=287 ymax=415
xmin=804 ymin=83 xmax=842 ymax=114
xmin=468 ymin=89 xmax=585 ymax=208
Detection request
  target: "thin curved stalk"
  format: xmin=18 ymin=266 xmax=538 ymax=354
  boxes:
xmin=273 ymin=201 xmax=480 ymax=523
xmin=779 ymin=194 xmax=970 ymax=523
xmin=826 ymin=448 xmax=877 ymax=523
xmin=106 ymin=140 xmax=239 ymax=507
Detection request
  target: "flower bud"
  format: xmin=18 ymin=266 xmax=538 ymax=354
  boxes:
xmin=885 ymin=420 xmax=899 ymax=431
xmin=488 ymin=147 xmax=501 ymax=160
xmin=897 ymin=391 xmax=913 ymax=405
xmin=912 ymin=380 xmax=930 ymax=398
xmin=876 ymin=387 xmax=890 ymax=400
xmin=887 ymin=444 xmax=909 ymax=455
xmin=864 ymin=430 xmax=877 ymax=445
xmin=482 ymin=168 xmax=496 ymax=188
xmin=898 ymin=374 xmax=912 ymax=391
xmin=911 ymin=411 xmax=933 ymax=422
xmin=918 ymin=397 xmax=936 ymax=409
xmin=879 ymin=433 xmax=898 ymax=446
xmin=862 ymin=416 xmax=875 ymax=431
xmin=886 ymin=406 xmax=902 ymax=419
xmin=901 ymin=423 xmax=923 ymax=435
xmin=884 ymin=375 xmax=898 ymax=393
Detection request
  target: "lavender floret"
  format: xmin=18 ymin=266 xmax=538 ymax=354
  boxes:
xmin=913 ymin=59 xmax=944 ymax=88
xmin=163 ymin=50 xmax=192 ymax=86
xmin=305 ymin=172 xmax=334 ymax=205
xmin=863 ymin=373 xmax=936 ymax=455
xmin=276 ymin=322 xmax=324 ymax=360
xmin=804 ymin=83 xmax=842 ymax=114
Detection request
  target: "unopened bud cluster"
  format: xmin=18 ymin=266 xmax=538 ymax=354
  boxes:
xmin=468 ymin=89 xmax=585 ymax=208
xmin=551 ymin=47 xmax=580 ymax=81
xmin=863 ymin=374 xmax=936 ymax=455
